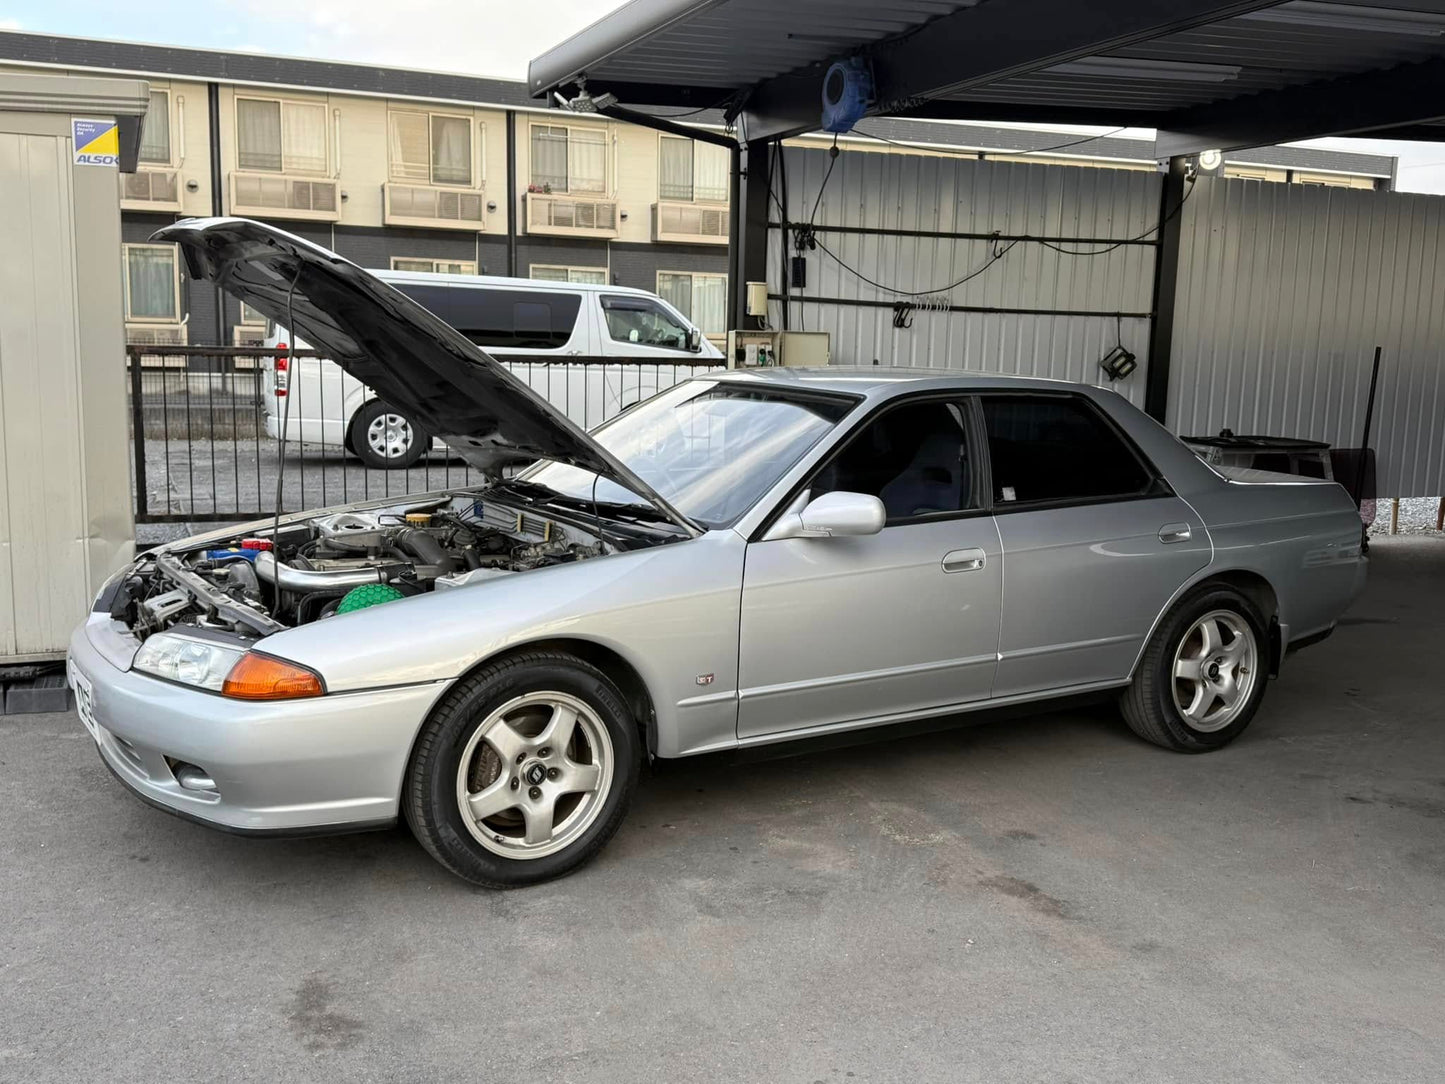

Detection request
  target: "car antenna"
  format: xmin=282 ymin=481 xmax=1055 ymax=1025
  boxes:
xmin=270 ymin=264 xmax=303 ymax=619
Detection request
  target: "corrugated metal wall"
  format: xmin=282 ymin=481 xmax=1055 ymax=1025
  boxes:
xmin=767 ymin=146 xmax=1161 ymax=407
xmin=1167 ymin=176 xmax=1445 ymax=497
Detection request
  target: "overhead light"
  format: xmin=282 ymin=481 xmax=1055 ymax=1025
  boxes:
xmin=1198 ymin=148 xmax=1224 ymax=172
xmin=1048 ymin=56 xmax=1242 ymax=83
xmin=1238 ymin=2 xmax=1445 ymax=37
xmin=562 ymin=77 xmax=618 ymax=114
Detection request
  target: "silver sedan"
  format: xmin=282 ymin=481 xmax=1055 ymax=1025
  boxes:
xmin=68 ymin=220 xmax=1367 ymax=886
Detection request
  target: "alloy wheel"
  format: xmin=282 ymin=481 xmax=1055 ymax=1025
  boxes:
xmin=454 ymin=692 xmax=614 ymax=860
xmin=1171 ymin=609 xmax=1258 ymax=733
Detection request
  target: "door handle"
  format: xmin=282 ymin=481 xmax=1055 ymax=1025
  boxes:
xmin=942 ymin=548 xmax=987 ymax=573
xmin=1158 ymin=523 xmax=1193 ymax=544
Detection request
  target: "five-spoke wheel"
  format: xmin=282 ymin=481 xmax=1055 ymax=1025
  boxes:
xmin=404 ymin=652 xmax=639 ymax=887
xmin=1121 ymin=585 xmax=1270 ymax=752
xmin=455 ymin=692 xmax=614 ymax=860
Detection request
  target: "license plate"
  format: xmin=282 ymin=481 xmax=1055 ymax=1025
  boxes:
xmin=70 ymin=664 xmax=98 ymax=740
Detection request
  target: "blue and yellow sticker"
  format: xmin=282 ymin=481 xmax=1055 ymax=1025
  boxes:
xmin=72 ymin=118 xmax=119 ymax=166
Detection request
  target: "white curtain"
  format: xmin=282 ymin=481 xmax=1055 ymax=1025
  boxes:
xmin=530 ymin=125 xmax=568 ymax=190
xmin=693 ymin=274 xmax=726 ymax=334
xmin=568 ymin=128 xmax=607 ymax=193
xmin=430 ymin=115 xmax=471 ymax=186
xmin=127 ymin=247 xmax=177 ymax=320
xmin=236 ymin=98 xmax=282 ymax=171
xmin=694 ymin=142 xmax=729 ymax=203
xmin=659 ymin=136 xmax=693 ymax=201
xmin=388 ymin=112 xmax=429 ymax=181
xmin=531 ymin=266 xmax=570 ymax=281
xmin=569 ymin=268 xmax=607 ymax=285
xmin=139 ymin=91 xmax=170 ymax=164
xmin=282 ymin=102 xmax=327 ymax=174
xmin=657 ymin=273 xmax=692 ymax=320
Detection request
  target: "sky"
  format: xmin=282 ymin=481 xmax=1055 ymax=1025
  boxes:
xmin=2 ymin=0 xmax=1443 ymax=193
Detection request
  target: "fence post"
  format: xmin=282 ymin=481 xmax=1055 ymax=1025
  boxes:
xmin=128 ymin=346 xmax=148 ymax=521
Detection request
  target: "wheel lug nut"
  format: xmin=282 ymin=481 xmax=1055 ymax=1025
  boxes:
xmin=515 ymin=754 xmax=525 ymax=764
xmin=510 ymin=777 xmax=519 ymax=790
xmin=547 ymin=767 xmax=560 ymax=780
xmin=528 ymin=786 xmax=542 ymax=800
xmin=538 ymin=747 xmax=551 ymax=758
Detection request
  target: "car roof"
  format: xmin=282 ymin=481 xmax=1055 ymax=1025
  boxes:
xmin=372 ymin=269 xmax=654 ymax=297
xmin=707 ymin=366 xmax=1103 ymax=400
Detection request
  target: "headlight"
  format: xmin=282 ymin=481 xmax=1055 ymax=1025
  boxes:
xmin=133 ymin=633 xmax=249 ymax=692
xmin=133 ymin=633 xmax=325 ymax=699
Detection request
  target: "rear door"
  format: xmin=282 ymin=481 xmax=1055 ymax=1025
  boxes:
xmin=980 ymin=393 xmax=1211 ymax=698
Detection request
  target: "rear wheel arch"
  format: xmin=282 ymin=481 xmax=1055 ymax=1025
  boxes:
xmin=1194 ymin=570 xmax=1282 ymax=675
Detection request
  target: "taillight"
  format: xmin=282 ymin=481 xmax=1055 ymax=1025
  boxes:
xmin=274 ymin=343 xmax=289 ymax=397
xmin=221 ymin=652 xmax=324 ymax=700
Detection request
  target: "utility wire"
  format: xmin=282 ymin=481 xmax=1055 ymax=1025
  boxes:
xmin=1036 ymin=176 xmax=1198 ymax=255
xmin=853 ymin=125 xmax=1129 ymax=159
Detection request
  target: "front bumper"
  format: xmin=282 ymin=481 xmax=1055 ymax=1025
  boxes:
xmin=67 ymin=615 xmax=449 ymax=833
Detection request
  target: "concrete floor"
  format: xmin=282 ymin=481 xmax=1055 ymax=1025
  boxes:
xmin=2 ymin=536 xmax=1442 ymax=1083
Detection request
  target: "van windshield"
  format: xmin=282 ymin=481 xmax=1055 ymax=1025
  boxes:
xmin=520 ymin=381 xmax=854 ymax=528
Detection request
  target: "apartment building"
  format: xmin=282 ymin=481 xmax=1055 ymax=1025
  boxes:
xmin=0 ymin=32 xmax=1398 ymax=350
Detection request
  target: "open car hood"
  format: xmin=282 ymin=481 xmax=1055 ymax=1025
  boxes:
xmin=154 ymin=218 xmax=698 ymax=535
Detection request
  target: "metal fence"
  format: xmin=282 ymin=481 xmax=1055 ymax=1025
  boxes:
xmin=128 ymin=345 xmax=723 ymax=525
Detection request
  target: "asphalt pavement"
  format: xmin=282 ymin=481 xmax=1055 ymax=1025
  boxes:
xmin=2 ymin=536 xmax=1443 ymax=1082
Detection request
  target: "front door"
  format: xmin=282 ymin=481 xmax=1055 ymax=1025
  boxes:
xmin=979 ymin=393 xmax=1212 ymax=697
xmin=738 ymin=397 xmax=1002 ymax=740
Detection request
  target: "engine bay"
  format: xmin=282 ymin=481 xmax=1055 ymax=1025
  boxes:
xmin=108 ymin=493 xmax=609 ymax=641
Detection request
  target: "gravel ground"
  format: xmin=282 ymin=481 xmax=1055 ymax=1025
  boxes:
xmin=1368 ymin=497 xmax=1443 ymax=536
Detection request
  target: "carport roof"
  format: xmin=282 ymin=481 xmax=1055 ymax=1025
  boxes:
xmin=528 ymin=0 xmax=1445 ymax=153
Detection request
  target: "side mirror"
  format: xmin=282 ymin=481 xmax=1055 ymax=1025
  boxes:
xmin=687 ymin=327 xmax=702 ymax=352
xmin=763 ymin=491 xmax=885 ymax=541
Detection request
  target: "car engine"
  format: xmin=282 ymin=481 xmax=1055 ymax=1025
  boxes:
xmin=108 ymin=495 xmax=607 ymax=640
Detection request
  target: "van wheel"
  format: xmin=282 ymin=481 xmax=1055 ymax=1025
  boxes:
xmin=403 ymin=652 xmax=640 ymax=887
xmin=1120 ymin=586 xmax=1269 ymax=752
xmin=349 ymin=399 xmax=428 ymax=469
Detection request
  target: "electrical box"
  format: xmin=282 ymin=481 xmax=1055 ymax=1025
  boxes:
xmin=725 ymin=330 xmax=831 ymax=369
xmin=745 ymin=281 xmax=769 ymax=318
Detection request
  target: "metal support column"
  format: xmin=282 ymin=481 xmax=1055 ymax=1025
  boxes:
xmin=731 ymin=138 xmax=773 ymax=331
xmin=1144 ymin=155 xmax=1188 ymax=423
xmin=505 ymin=110 xmax=518 ymax=278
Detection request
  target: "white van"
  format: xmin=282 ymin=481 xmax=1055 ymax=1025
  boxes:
xmin=261 ymin=270 xmax=724 ymax=467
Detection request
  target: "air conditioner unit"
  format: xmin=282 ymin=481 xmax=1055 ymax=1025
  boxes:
xmin=126 ymin=322 xmax=188 ymax=368
xmin=383 ymin=183 xmax=486 ymax=230
xmin=526 ymin=192 xmax=619 ymax=238
xmin=230 ymin=172 xmax=341 ymax=221
xmin=119 ymin=168 xmax=182 ymax=211
xmin=652 ymin=201 xmax=730 ymax=245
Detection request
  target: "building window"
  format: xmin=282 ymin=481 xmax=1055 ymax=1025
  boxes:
xmin=530 ymin=264 xmax=607 ymax=285
xmin=139 ymin=89 xmax=171 ymax=165
xmin=390 ymin=257 xmax=478 ymax=274
xmin=657 ymin=271 xmax=727 ymax=336
xmin=239 ymin=301 xmax=267 ymax=326
xmin=123 ymin=243 xmax=181 ymax=323
xmin=659 ymin=135 xmax=729 ymax=203
xmin=388 ymin=111 xmax=476 ymax=187
xmin=237 ymin=96 xmax=328 ymax=174
xmin=530 ymin=124 xmax=607 ymax=194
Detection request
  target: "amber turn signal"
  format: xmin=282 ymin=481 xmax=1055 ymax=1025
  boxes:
xmin=221 ymin=652 xmax=325 ymax=700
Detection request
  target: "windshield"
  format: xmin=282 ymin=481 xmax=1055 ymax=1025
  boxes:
xmin=521 ymin=381 xmax=855 ymax=528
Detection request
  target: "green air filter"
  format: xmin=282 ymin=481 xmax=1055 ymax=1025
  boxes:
xmin=336 ymin=583 xmax=406 ymax=614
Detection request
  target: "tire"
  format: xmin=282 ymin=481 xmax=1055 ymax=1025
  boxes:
xmin=349 ymin=399 xmax=429 ymax=469
xmin=1120 ymin=585 xmax=1270 ymax=753
xmin=403 ymin=651 xmax=641 ymax=888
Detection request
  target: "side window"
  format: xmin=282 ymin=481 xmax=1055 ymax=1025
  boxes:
xmin=396 ymin=285 xmax=580 ymax=349
xmin=601 ymin=295 xmax=691 ymax=350
xmin=812 ymin=400 xmax=973 ymax=521
xmin=981 ymin=395 xmax=1151 ymax=506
